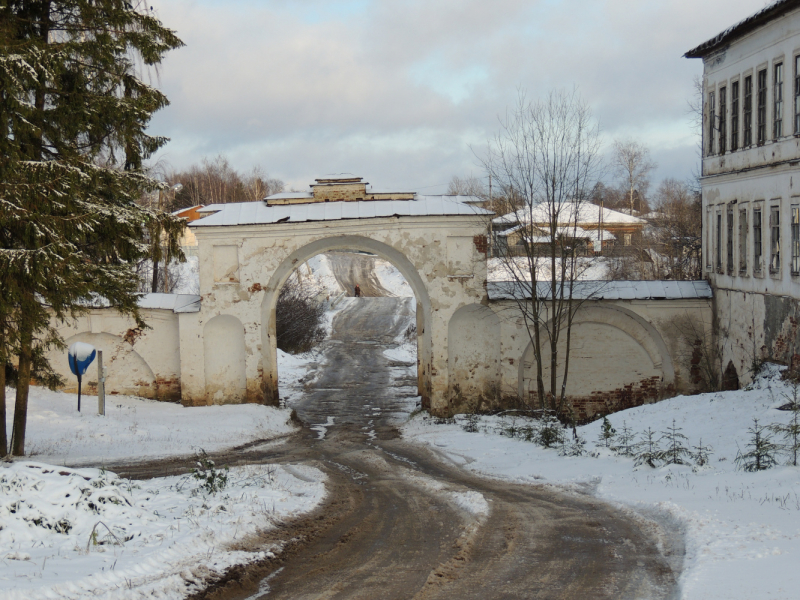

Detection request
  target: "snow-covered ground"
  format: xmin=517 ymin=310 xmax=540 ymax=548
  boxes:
xmin=1 ymin=346 xmax=321 ymax=599
xmin=488 ymin=256 xmax=611 ymax=281
xmin=403 ymin=367 xmax=800 ymax=600
xmin=0 ymin=461 xmax=324 ymax=600
xmin=374 ymin=257 xmax=413 ymax=297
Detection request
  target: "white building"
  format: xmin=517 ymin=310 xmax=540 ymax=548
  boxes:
xmin=686 ymin=0 xmax=800 ymax=385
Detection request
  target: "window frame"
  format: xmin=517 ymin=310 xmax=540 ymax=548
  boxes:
xmin=726 ymin=205 xmax=734 ymax=274
xmin=758 ymin=68 xmax=768 ymax=145
xmin=732 ymin=79 xmax=740 ymax=151
xmin=770 ymin=204 xmax=781 ymax=274
xmin=716 ymin=210 xmax=723 ymax=273
xmin=719 ymin=86 xmax=727 ymax=154
xmin=792 ymin=204 xmax=800 ymax=275
xmin=753 ymin=206 xmax=763 ymax=274
xmin=709 ymin=90 xmax=716 ymax=155
xmin=795 ymin=55 xmax=800 ymax=134
xmin=744 ymin=75 xmax=753 ymax=147
xmin=774 ymin=62 xmax=784 ymax=140
xmin=739 ymin=206 xmax=748 ymax=274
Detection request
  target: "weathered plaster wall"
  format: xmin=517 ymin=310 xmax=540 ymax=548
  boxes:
xmin=185 ymin=215 xmax=489 ymax=412
xmin=489 ymin=298 xmax=713 ymax=420
xmin=47 ymin=309 xmax=182 ymax=400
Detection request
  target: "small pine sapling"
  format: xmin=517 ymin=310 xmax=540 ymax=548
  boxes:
xmin=659 ymin=419 xmax=692 ymax=466
xmin=770 ymin=408 xmax=800 ymax=467
xmin=612 ymin=421 xmax=637 ymax=457
xmin=597 ymin=415 xmax=617 ymax=448
xmin=535 ymin=412 xmax=566 ymax=449
xmin=461 ymin=413 xmax=480 ymax=433
xmin=735 ymin=419 xmax=780 ymax=472
xmin=559 ymin=431 xmax=587 ymax=457
xmin=691 ymin=438 xmax=713 ymax=466
xmin=634 ymin=427 xmax=661 ymax=468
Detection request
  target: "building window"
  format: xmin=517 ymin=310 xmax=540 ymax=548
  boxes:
xmin=792 ymin=205 xmax=800 ymax=275
xmin=754 ymin=208 xmax=763 ymax=273
xmin=623 ymin=233 xmax=632 ymax=246
xmin=795 ymin=56 xmax=800 ymax=134
xmin=732 ymin=80 xmax=740 ymax=151
xmin=716 ymin=212 xmax=723 ymax=272
xmin=774 ymin=63 xmax=784 ymax=139
xmin=758 ymin=69 xmax=767 ymax=145
xmin=706 ymin=206 xmax=713 ymax=269
xmin=708 ymin=90 xmax=716 ymax=155
xmin=739 ymin=208 xmax=748 ymax=273
xmin=744 ymin=75 xmax=753 ymax=146
xmin=719 ymin=86 xmax=727 ymax=153
xmin=770 ymin=205 xmax=781 ymax=273
xmin=727 ymin=206 xmax=734 ymax=274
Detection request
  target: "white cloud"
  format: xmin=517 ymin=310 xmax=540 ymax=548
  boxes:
xmin=148 ymin=0 xmax=768 ymax=191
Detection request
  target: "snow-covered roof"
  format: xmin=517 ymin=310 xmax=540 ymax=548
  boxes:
xmin=137 ymin=293 xmax=201 ymax=313
xmin=493 ymin=202 xmax=646 ymax=227
xmin=685 ymin=1 xmax=794 ymax=58
xmin=488 ymin=279 xmax=713 ymax=301
xmin=190 ymin=196 xmax=491 ymax=227
xmin=196 ymin=204 xmax=226 ymax=213
xmin=265 ymin=191 xmax=314 ymax=200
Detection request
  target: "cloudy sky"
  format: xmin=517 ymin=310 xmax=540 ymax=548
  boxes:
xmin=147 ymin=0 xmax=769 ymax=193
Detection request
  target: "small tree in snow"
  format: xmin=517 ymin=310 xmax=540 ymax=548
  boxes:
xmin=634 ymin=427 xmax=661 ymax=468
xmin=736 ymin=419 xmax=780 ymax=472
xmin=770 ymin=409 xmax=800 ymax=467
xmin=659 ymin=419 xmax=692 ymax=466
xmin=597 ymin=415 xmax=616 ymax=448
xmin=612 ymin=421 xmax=638 ymax=458
xmin=691 ymin=438 xmax=713 ymax=467
xmin=534 ymin=411 xmax=566 ymax=449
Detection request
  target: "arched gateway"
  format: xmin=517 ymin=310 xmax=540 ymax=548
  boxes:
xmin=177 ymin=177 xmax=493 ymax=414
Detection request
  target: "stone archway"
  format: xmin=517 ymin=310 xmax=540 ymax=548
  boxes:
xmin=260 ymin=235 xmax=433 ymax=408
xmin=518 ymin=304 xmax=675 ymax=417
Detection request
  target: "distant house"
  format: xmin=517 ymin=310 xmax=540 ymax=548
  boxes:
xmin=172 ymin=205 xmax=207 ymax=256
xmin=492 ymin=201 xmax=646 ymax=255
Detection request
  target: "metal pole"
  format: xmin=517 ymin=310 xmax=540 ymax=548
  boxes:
xmin=97 ymin=350 xmax=105 ymax=416
xmin=77 ymin=375 xmax=81 ymax=412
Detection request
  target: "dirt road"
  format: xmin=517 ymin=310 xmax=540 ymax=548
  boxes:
xmin=112 ymin=268 xmax=681 ymax=599
xmin=327 ymin=251 xmax=394 ymax=297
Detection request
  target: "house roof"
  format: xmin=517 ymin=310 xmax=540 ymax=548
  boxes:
xmin=190 ymin=196 xmax=491 ymax=227
xmin=684 ymin=0 xmax=797 ymax=58
xmin=487 ymin=279 xmax=713 ymax=301
xmin=493 ymin=202 xmax=646 ymax=227
xmin=137 ymin=293 xmax=202 ymax=313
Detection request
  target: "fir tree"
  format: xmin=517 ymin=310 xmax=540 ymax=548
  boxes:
xmin=0 ymin=1 xmax=185 ymax=455
xmin=535 ymin=411 xmax=565 ymax=448
xmin=770 ymin=408 xmax=800 ymax=467
xmin=612 ymin=420 xmax=638 ymax=458
xmin=735 ymin=419 xmax=780 ymax=472
xmin=691 ymin=438 xmax=713 ymax=467
xmin=659 ymin=419 xmax=692 ymax=465
xmin=634 ymin=427 xmax=661 ymax=468
xmin=597 ymin=415 xmax=616 ymax=448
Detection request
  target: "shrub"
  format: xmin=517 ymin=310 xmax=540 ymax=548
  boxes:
xmin=276 ymin=276 xmax=326 ymax=354
xmin=736 ymin=419 xmax=780 ymax=472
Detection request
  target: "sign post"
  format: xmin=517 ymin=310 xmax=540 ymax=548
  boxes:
xmin=68 ymin=342 xmax=96 ymax=412
xmin=97 ymin=350 xmax=105 ymax=416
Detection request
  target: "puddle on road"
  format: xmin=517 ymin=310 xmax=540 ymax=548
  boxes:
xmin=310 ymin=416 xmax=335 ymax=439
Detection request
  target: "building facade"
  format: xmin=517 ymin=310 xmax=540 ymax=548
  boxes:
xmin=686 ymin=0 xmax=800 ymax=384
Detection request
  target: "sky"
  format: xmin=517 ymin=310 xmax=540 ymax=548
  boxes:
xmin=146 ymin=0 xmax=772 ymax=194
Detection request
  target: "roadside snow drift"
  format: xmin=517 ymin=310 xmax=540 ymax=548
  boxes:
xmin=404 ymin=368 xmax=800 ymax=600
xmin=0 ymin=461 xmax=325 ymax=599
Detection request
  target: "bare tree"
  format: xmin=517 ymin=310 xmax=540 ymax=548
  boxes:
xmin=612 ymin=139 xmax=656 ymax=215
xmin=484 ymin=89 xmax=602 ymax=414
xmin=447 ymin=174 xmax=487 ymax=197
xmin=650 ymin=178 xmax=702 ymax=280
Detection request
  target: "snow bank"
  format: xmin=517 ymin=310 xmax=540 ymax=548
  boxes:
xmin=403 ymin=369 xmax=800 ymax=600
xmin=0 ymin=460 xmax=325 ymax=599
xmin=3 ymin=386 xmax=297 ymax=467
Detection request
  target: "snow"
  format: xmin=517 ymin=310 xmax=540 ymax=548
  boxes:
xmin=4 ymin=386 xmax=298 ymax=467
xmin=488 ymin=256 xmax=611 ymax=281
xmin=374 ymin=258 xmax=413 ymax=297
xmin=68 ymin=342 xmax=96 ymax=363
xmin=0 ymin=461 xmax=325 ymax=600
xmin=403 ymin=367 xmax=800 ymax=599
xmin=1 ymin=345 xmax=323 ymax=598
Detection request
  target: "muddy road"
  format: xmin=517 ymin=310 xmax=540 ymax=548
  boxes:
xmin=113 ymin=270 xmax=681 ymax=599
xmin=327 ymin=251 xmax=394 ymax=297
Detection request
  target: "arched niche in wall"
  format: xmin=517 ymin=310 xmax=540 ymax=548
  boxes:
xmin=519 ymin=304 xmax=674 ymax=401
xmin=204 ymin=314 xmax=247 ymax=404
xmin=448 ymin=304 xmax=501 ymax=398
xmin=57 ymin=332 xmax=157 ymax=398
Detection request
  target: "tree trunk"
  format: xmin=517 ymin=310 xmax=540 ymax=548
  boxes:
xmin=0 ymin=325 xmax=7 ymax=457
xmin=10 ymin=317 xmax=33 ymax=457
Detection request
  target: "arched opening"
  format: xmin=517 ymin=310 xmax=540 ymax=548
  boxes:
xmin=448 ymin=304 xmax=501 ymax=403
xmin=261 ymin=236 xmax=432 ymax=416
xmin=518 ymin=304 xmax=674 ymax=419
xmin=204 ymin=314 xmax=247 ymax=404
